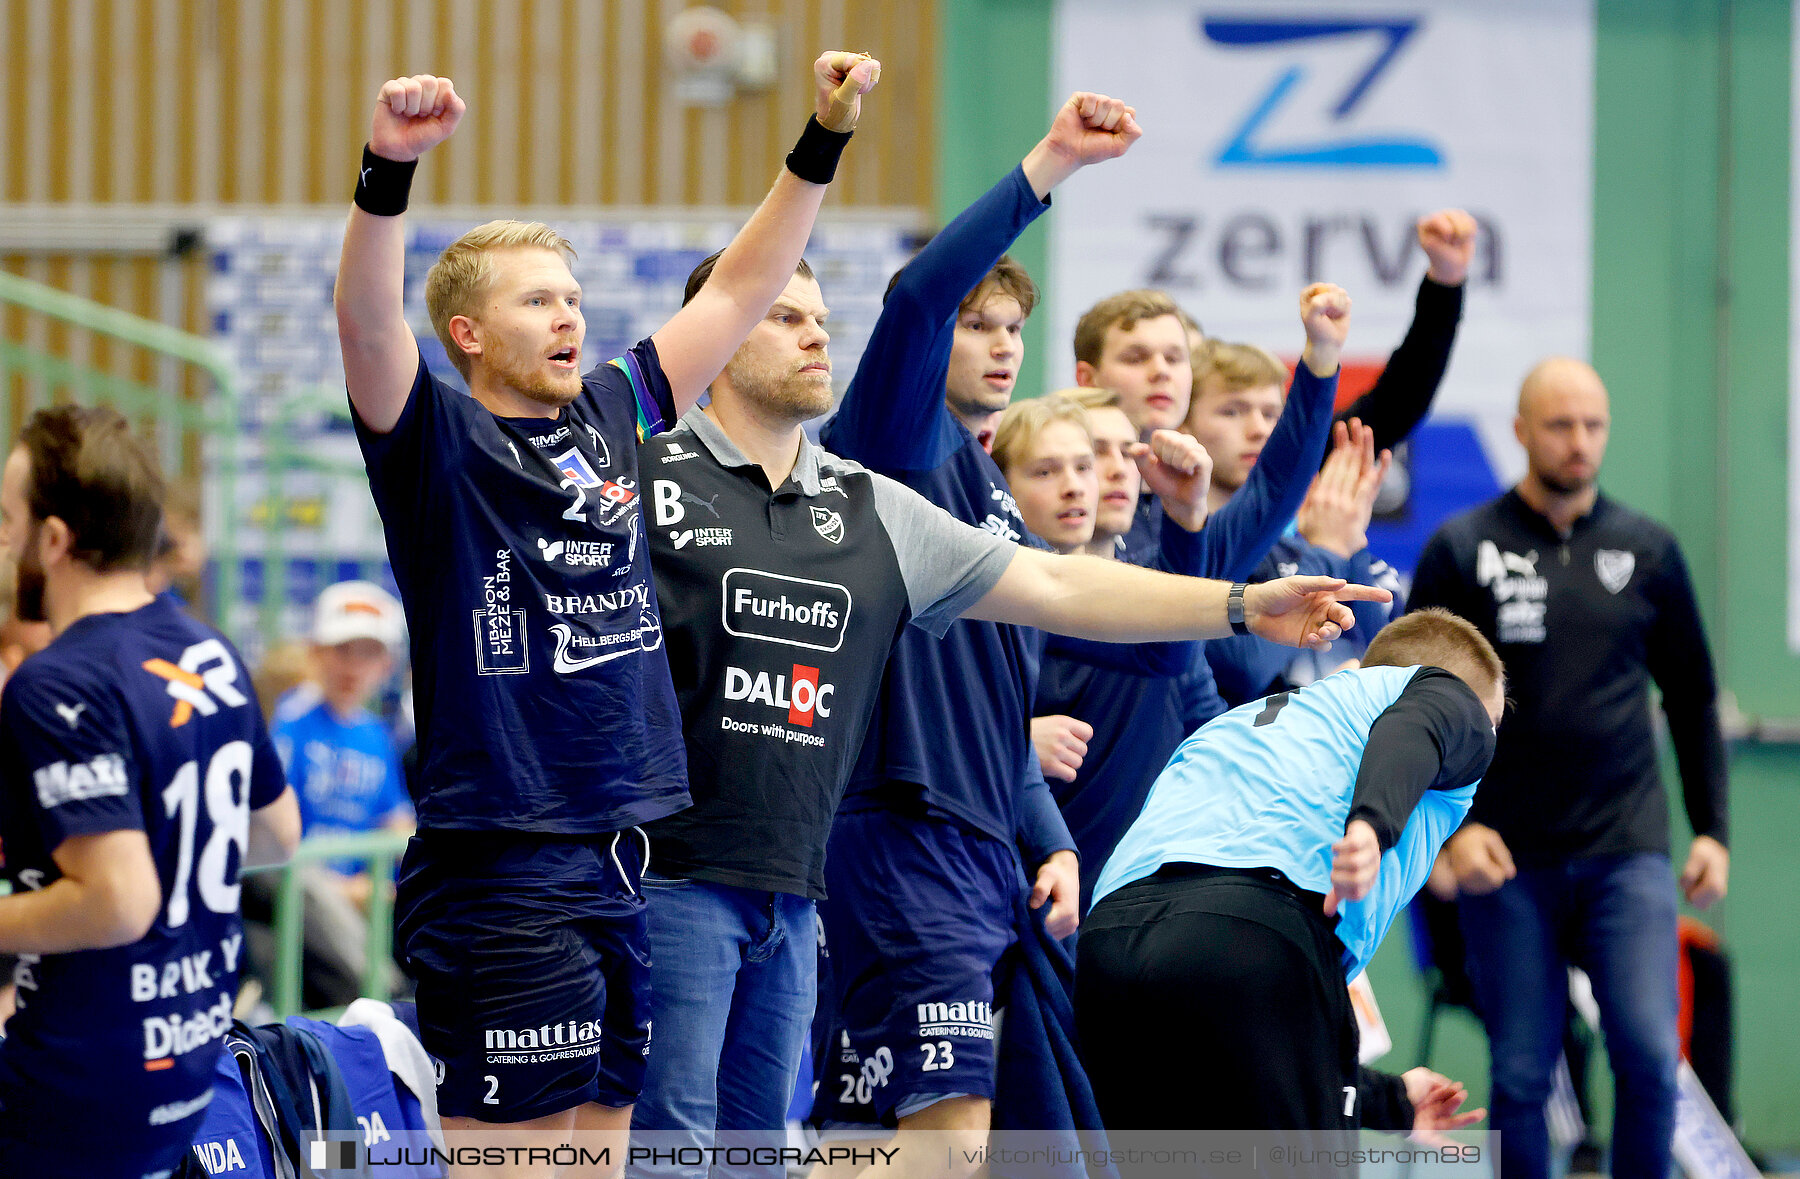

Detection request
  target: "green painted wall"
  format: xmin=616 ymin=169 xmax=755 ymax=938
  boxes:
xmin=937 ymin=0 xmax=1056 ymax=398
xmin=941 ymin=0 xmax=1800 ymax=1150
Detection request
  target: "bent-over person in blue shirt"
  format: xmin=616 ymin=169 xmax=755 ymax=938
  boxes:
xmin=1078 ymin=609 xmax=1503 ymax=1138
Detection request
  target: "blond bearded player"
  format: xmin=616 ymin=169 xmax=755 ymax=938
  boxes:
xmin=333 ymin=57 xmax=877 ymax=1176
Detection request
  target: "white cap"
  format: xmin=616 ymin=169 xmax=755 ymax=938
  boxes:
xmin=312 ymin=581 xmax=405 ymax=649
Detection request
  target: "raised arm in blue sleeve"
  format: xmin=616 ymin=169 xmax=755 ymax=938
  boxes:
xmin=823 ymin=166 xmax=1051 ymax=472
xmin=1041 ymin=366 xmax=1335 ymax=679
xmin=1190 ymin=362 xmax=1339 ymax=582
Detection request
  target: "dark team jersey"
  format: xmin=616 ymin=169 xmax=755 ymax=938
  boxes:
xmin=641 ymin=410 xmax=1014 ymax=898
xmin=1408 ymin=489 xmax=1728 ymax=861
xmin=822 ymin=166 xmax=1082 ymax=851
xmin=353 ymin=344 xmax=687 ymax=834
xmin=0 ymin=596 xmax=286 ymax=1148
xmin=823 ymin=423 xmax=1051 ymax=842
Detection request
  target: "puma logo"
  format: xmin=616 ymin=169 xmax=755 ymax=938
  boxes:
xmin=679 ymin=491 xmax=721 ymax=519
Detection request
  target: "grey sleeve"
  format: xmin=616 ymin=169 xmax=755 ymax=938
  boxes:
xmin=868 ymin=471 xmax=1018 ymax=637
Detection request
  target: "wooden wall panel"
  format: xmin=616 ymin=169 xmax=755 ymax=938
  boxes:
xmin=0 ymin=0 xmax=937 ymax=460
xmin=0 ymin=0 xmax=934 ymax=208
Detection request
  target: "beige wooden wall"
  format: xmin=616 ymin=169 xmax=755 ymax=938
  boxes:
xmin=0 ymin=0 xmax=934 ymax=207
xmin=0 ymin=0 xmax=937 ymax=443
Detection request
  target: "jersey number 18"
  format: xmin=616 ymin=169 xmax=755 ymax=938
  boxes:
xmin=160 ymin=741 xmax=254 ymax=928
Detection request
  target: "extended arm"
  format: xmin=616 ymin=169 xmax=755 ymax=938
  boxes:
xmin=966 ymin=553 xmax=1385 ymax=649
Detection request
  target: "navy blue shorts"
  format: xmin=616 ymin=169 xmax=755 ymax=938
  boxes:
xmin=814 ymin=809 xmax=1018 ymax=1124
xmin=396 ymin=829 xmax=651 ymax=1121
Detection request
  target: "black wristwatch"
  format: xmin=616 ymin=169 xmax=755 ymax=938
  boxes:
xmin=1227 ymin=583 xmax=1250 ymax=635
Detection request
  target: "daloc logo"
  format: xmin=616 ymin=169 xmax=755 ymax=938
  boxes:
xmin=1203 ymin=17 xmax=1443 ymax=169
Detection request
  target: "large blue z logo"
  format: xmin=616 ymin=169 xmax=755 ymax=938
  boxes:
xmin=1204 ymin=17 xmax=1443 ymax=169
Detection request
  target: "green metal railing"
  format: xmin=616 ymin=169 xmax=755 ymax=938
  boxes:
xmin=243 ymin=830 xmax=411 ymax=1019
xmin=0 ymin=268 xmax=244 ymax=623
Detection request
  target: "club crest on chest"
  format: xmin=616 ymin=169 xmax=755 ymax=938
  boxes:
xmin=1595 ymin=549 xmax=1634 ymax=594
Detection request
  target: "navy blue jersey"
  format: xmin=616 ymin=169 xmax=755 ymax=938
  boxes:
xmin=353 ymin=344 xmax=686 ymax=834
xmin=1409 ymin=489 xmax=1728 ymax=859
xmin=823 ymin=166 xmax=1069 ymax=848
xmin=0 ymin=596 xmax=287 ymax=1150
xmin=825 ymin=426 xmax=1048 ymax=843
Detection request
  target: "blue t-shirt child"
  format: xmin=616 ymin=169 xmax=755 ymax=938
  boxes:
xmin=271 ymin=688 xmax=410 ymax=874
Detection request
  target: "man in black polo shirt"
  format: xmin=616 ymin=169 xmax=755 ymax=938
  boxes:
xmin=1408 ymin=356 xmax=1730 ymax=1179
xmin=629 ymin=253 xmax=1391 ymax=1175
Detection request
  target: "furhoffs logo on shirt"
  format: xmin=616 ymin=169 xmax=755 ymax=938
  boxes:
xmin=721 ymin=569 xmax=853 ymax=652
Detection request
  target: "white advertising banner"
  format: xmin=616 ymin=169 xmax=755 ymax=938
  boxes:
xmin=1049 ymin=0 xmax=1594 ymax=482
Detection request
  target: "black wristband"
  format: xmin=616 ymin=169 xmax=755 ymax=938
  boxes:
xmin=354 ymin=144 xmax=418 ymax=216
xmin=1227 ymin=583 xmax=1250 ymax=636
xmin=785 ymin=116 xmax=852 ymax=185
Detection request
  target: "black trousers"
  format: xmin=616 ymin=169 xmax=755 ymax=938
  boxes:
xmin=1075 ymin=866 xmax=1361 ymax=1132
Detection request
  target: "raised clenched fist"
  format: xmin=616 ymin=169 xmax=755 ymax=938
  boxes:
xmin=1297 ymin=282 xmax=1351 ymax=377
xmin=1044 ymin=92 xmax=1143 ymax=168
xmin=1132 ymin=429 xmax=1213 ymax=533
xmin=1417 ymin=209 xmax=1478 ymax=287
xmin=814 ymin=52 xmax=882 ymax=133
xmin=370 ymin=75 xmax=466 ymax=163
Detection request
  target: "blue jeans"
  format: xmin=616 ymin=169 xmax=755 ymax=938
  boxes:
xmin=630 ymin=874 xmax=815 ymax=1179
xmin=1458 ymin=853 xmax=1679 ymax=1179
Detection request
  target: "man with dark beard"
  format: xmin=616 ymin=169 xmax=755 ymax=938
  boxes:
xmin=1408 ymin=356 xmax=1730 ymax=1179
xmin=627 ymin=253 xmax=1393 ymax=1178
xmin=0 ymin=406 xmax=299 ymax=1177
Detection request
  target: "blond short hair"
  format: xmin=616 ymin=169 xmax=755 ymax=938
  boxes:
xmin=1057 ymin=386 xmax=1122 ymax=413
xmin=1072 ymin=289 xmax=1194 ymax=368
xmin=991 ymin=394 xmax=1093 ymax=476
xmin=1193 ymin=340 xmax=1288 ymax=395
xmin=425 ymin=220 xmax=577 ymax=381
xmin=1363 ymin=608 xmax=1506 ymax=700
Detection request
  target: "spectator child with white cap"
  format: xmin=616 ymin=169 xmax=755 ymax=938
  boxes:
xmin=270 ymin=579 xmax=414 ymax=904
